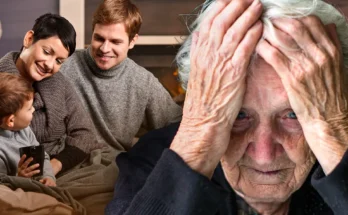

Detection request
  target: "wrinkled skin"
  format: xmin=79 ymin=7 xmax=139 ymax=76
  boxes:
xmin=222 ymin=58 xmax=316 ymax=212
xmin=171 ymin=0 xmax=263 ymax=178
xmin=257 ymin=17 xmax=348 ymax=175
xmin=170 ymin=0 xmax=348 ymax=214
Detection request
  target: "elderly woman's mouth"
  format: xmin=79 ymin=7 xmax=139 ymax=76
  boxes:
xmin=244 ymin=167 xmax=291 ymax=185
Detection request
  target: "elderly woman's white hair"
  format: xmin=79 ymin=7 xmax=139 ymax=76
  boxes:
xmin=176 ymin=0 xmax=348 ymax=90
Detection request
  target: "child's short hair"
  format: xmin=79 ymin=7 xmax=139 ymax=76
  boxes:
xmin=0 ymin=73 xmax=34 ymax=121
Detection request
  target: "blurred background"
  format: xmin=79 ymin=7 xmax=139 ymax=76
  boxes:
xmin=0 ymin=0 xmax=347 ymax=105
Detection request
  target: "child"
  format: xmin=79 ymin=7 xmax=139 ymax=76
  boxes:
xmin=0 ymin=73 xmax=56 ymax=186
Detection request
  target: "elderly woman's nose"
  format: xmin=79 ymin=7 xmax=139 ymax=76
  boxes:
xmin=246 ymin=125 xmax=280 ymax=165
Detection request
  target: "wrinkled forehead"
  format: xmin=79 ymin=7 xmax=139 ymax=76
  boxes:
xmin=243 ymin=58 xmax=289 ymax=110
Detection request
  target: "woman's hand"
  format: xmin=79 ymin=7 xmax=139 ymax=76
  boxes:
xmin=257 ymin=16 xmax=348 ymax=175
xmin=170 ymin=0 xmax=263 ymax=178
xmin=17 ymin=154 xmax=40 ymax=177
xmin=39 ymin=177 xmax=56 ymax=186
xmin=50 ymin=158 xmax=62 ymax=175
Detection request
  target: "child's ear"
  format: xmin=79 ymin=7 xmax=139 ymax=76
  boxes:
xmin=3 ymin=115 xmax=15 ymax=128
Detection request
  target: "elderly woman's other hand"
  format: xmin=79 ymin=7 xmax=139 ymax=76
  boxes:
xmin=257 ymin=16 xmax=348 ymax=175
xmin=170 ymin=0 xmax=263 ymax=178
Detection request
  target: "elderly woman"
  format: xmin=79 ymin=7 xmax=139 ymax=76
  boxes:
xmin=0 ymin=13 xmax=101 ymax=176
xmin=106 ymin=0 xmax=348 ymax=214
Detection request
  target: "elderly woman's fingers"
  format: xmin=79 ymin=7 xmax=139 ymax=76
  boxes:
xmin=189 ymin=32 xmax=200 ymax=86
xmin=208 ymin=0 xmax=257 ymax=49
xmin=301 ymin=17 xmax=341 ymax=58
xmin=219 ymin=0 xmax=262 ymax=57
xmin=272 ymin=18 xmax=316 ymax=51
xmin=231 ymin=21 xmax=263 ymax=74
xmin=198 ymin=0 xmax=231 ymax=44
xmin=272 ymin=18 xmax=331 ymax=67
xmin=256 ymin=39 xmax=287 ymax=74
xmin=300 ymin=18 xmax=343 ymax=94
xmin=262 ymin=24 xmax=298 ymax=51
xmin=325 ymin=24 xmax=343 ymax=55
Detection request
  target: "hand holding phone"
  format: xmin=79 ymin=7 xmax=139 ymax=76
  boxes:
xmin=18 ymin=145 xmax=44 ymax=177
xmin=17 ymin=154 xmax=41 ymax=178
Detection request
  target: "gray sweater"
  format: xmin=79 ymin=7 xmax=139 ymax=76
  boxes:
xmin=0 ymin=127 xmax=55 ymax=181
xmin=0 ymin=52 xmax=103 ymax=173
xmin=60 ymin=48 xmax=182 ymax=151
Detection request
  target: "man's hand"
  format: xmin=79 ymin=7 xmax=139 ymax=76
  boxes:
xmin=17 ymin=154 xmax=40 ymax=178
xmin=50 ymin=158 xmax=62 ymax=176
xmin=257 ymin=16 xmax=348 ymax=175
xmin=39 ymin=177 xmax=56 ymax=186
xmin=170 ymin=0 xmax=263 ymax=178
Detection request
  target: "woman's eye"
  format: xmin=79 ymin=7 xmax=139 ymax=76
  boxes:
xmin=43 ymin=49 xmax=50 ymax=55
xmin=236 ymin=111 xmax=248 ymax=120
xmin=56 ymin=59 xmax=62 ymax=65
xmin=287 ymin=111 xmax=297 ymax=119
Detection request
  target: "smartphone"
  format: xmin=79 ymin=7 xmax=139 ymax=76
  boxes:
xmin=19 ymin=145 xmax=44 ymax=176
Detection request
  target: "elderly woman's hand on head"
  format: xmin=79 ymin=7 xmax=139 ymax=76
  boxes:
xmin=257 ymin=16 xmax=348 ymax=175
xmin=170 ymin=0 xmax=263 ymax=178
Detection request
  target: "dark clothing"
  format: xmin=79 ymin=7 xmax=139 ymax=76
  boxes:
xmin=106 ymin=123 xmax=348 ymax=215
xmin=0 ymin=52 xmax=102 ymax=173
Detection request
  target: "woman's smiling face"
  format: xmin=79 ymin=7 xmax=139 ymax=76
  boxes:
xmin=18 ymin=31 xmax=69 ymax=82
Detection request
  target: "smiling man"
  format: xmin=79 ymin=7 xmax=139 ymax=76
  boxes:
xmin=60 ymin=0 xmax=182 ymax=151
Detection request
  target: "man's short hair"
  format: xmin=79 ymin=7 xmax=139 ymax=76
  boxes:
xmin=0 ymin=73 xmax=34 ymax=122
xmin=26 ymin=13 xmax=76 ymax=56
xmin=92 ymin=0 xmax=142 ymax=41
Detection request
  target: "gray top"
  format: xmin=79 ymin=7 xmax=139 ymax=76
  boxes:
xmin=0 ymin=127 xmax=55 ymax=181
xmin=60 ymin=48 xmax=182 ymax=151
xmin=0 ymin=52 xmax=103 ymax=173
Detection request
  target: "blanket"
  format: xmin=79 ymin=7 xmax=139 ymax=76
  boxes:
xmin=57 ymin=147 xmax=120 ymax=214
xmin=0 ymin=147 xmax=120 ymax=215
xmin=0 ymin=174 xmax=86 ymax=214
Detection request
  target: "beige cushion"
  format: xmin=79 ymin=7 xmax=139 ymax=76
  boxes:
xmin=0 ymin=185 xmax=76 ymax=215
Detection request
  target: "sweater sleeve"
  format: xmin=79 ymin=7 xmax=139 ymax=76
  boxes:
xmin=141 ymin=75 xmax=182 ymax=132
xmin=0 ymin=159 xmax=7 ymax=174
xmin=105 ymin=124 xmax=227 ymax=215
xmin=54 ymin=80 xmax=102 ymax=173
xmin=311 ymin=149 xmax=348 ymax=214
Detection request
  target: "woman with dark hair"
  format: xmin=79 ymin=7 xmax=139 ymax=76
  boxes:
xmin=0 ymin=13 xmax=102 ymax=176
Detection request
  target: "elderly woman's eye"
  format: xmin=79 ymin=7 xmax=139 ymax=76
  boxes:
xmin=236 ymin=111 xmax=248 ymax=120
xmin=287 ymin=111 xmax=297 ymax=119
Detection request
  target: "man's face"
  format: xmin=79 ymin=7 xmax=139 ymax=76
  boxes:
xmin=221 ymin=58 xmax=316 ymax=204
xmin=91 ymin=23 xmax=136 ymax=70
